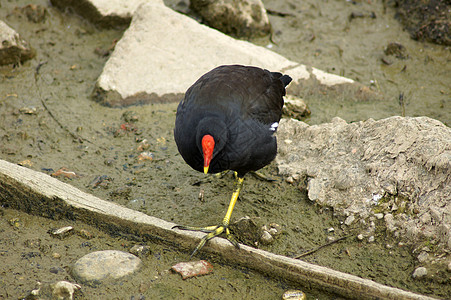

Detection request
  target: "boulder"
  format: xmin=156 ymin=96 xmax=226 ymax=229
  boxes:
xmin=190 ymin=0 xmax=271 ymax=38
xmin=0 ymin=20 xmax=35 ymax=66
xmin=276 ymin=116 xmax=451 ymax=250
xmin=93 ymin=2 xmax=354 ymax=107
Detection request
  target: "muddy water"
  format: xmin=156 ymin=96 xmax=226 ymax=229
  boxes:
xmin=0 ymin=0 xmax=449 ymax=299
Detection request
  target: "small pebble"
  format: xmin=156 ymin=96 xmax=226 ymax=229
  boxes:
xmin=171 ymin=260 xmax=213 ymax=279
xmin=50 ymin=226 xmax=74 ymax=239
xmin=417 ymin=251 xmax=429 ymax=263
xmin=129 ymin=245 xmax=152 ymax=258
xmin=282 ymin=289 xmax=306 ymax=300
xmin=368 ymin=236 xmax=375 ymax=243
xmin=19 ymin=106 xmax=37 ymax=114
xmin=138 ymin=151 xmax=154 ymax=161
xmin=412 ymin=267 xmax=427 ymax=278
xmin=260 ymin=230 xmax=274 ymax=245
xmin=77 ymin=229 xmax=93 ymax=239
xmin=8 ymin=218 xmax=23 ymax=229
xmin=29 ymin=281 xmax=81 ymax=300
xmin=357 ymin=234 xmax=364 ymax=240
xmin=50 ymin=266 xmax=64 ymax=274
xmin=344 ymin=215 xmax=355 ymax=226
xmin=374 ymin=213 xmax=384 ymax=220
xmin=267 ymin=223 xmax=282 ymax=236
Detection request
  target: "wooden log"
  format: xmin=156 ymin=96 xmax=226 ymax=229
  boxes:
xmin=0 ymin=159 xmax=436 ymax=300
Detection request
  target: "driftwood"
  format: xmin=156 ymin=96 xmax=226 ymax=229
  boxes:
xmin=0 ymin=159 xmax=436 ymax=300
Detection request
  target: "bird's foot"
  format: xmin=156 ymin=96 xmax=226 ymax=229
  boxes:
xmin=172 ymin=224 xmax=240 ymax=257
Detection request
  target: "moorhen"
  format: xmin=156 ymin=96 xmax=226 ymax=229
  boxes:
xmin=173 ymin=65 xmax=292 ymax=256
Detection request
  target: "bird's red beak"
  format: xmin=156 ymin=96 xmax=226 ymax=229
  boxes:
xmin=202 ymin=135 xmax=215 ymax=174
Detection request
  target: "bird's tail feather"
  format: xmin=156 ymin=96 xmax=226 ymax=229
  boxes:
xmin=280 ymin=75 xmax=292 ymax=87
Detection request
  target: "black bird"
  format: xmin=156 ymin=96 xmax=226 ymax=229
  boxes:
xmin=173 ymin=65 xmax=292 ymax=255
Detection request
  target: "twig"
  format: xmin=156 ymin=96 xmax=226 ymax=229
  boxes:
xmin=294 ymin=235 xmax=349 ymax=259
xmin=34 ymin=61 xmax=102 ymax=148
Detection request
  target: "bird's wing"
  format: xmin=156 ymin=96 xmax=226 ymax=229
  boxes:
xmin=240 ymin=68 xmax=290 ymax=125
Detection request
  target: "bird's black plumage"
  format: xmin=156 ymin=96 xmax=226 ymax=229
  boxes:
xmin=174 ymin=64 xmax=292 ymax=177
xmin=173 ymin=65 xmax=291 ymax=256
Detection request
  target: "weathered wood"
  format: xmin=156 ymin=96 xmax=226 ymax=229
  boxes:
xmin=0 ymin=159 xmax=436 ymax=300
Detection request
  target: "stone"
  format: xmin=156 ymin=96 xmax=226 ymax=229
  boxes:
xmin=282 ymin=95 xmax=311 ymax=119
xmin=72 ymin=250 xmax=141 ymax=285
xmin=230 ymin=216 xmax=261 ymax=246
xmin=417 ymin=251 xmax=429 ymax=263
xmin=259 ymin=230 xmax=273 ymax=245
xmin=374 ymin=213 xmax=384 ymax=220
xmin=94 ymin=2 xmax=354 ymax=106
xmin=50 ymin=0 xmax=154 ymax=28
xmin=171 ymin=260 xmax=214 ymax=279
xmin=0 ymin=20 xmax=35 ymax=65
xmin=50 ymin=226 xmax=74 ymax=239
xmin=276 ymin=116 xmax=451 ymax=251
xmin=384 ymin=214 xmax=396 ymax=232
xmin=190 ymin=0 xmax=271 ymax=38
xmin=28 ymin=281 xmax=81 ymax=300
xmin=129 ymin=244 xmax=152 ymax=257
xmin=344 ymin=215 xmax=355 ymax=226
xmin=412 ymin=266 xmax=427 ymax=278
xmin=282 ymin=289 xmax=306 ymax=300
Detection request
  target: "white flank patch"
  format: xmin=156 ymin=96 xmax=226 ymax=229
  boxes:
xmin=270 ymin=122 xmax=279 ymax=131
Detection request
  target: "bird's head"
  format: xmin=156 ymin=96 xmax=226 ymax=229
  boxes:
xmin=201 ymin=134 xmax=215 ymax=174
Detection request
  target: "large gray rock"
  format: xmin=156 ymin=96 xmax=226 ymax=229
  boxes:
xmin=190 ymin=0 xmax=271 ymax=38
xmin=276 ymin=116 xmax=451 ymax=251
xmin=0 ymin=20 xmax=35 ymax=65
xmin=94 ymin=2 xmax=354 ymax=106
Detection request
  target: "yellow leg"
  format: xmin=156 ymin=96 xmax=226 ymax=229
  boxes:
xmin=222 ymin=175 xmax=243 ymax=226
xmin=173 ymin=174 xmax=245 ymax=257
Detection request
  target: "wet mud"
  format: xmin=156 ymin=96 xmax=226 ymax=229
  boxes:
xmin=1 ymin=0 xmax=450 ymax=299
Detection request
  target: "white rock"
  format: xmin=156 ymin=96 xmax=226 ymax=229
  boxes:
xmin=29 ymin=281 xmax=81 ymax=300
xmin=96 ymin=2 xmax=353 ymax=100
xmin=260 ymin=230 xmax=274 ymax=245
xmin=344 ymin=215 xmax=355 ymax=226
xmin=417 ymin=251 xmax=429 ymax=263
xmin=374 ymin=213 xmax=384 ymax=219
xmin=72 ymin=250 xmax=141 ymax=285
xmin=412 ymin=266 xmax=427 ymax=278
